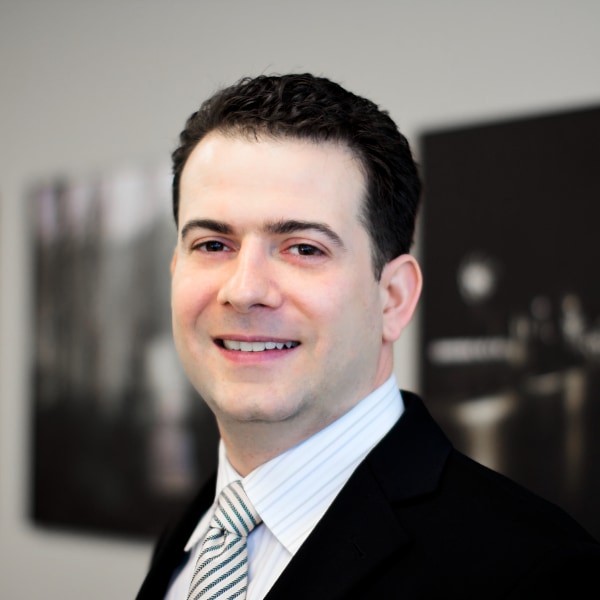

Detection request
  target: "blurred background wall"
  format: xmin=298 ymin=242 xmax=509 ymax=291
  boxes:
xmin=1 ymin=1 xmax=599 ymax=597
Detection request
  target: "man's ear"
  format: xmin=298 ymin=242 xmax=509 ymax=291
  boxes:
xmin=379 ymin=254 xmax=422 ymax=343
xmin=170 ymin=248 xmax=178 ymax=276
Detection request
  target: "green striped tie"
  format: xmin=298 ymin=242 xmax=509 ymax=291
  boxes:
xmin=187 ymin=481 xmax=262 ymax=600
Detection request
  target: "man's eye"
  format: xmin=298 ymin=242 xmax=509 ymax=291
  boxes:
xmin=289 ymin=243 xmax=323 ymax=256
xmin=196 ymin=240 xmax=228 ymax=252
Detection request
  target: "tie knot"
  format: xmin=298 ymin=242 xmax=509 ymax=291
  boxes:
xmin=211 ymin=480 xmax=261 ymax=538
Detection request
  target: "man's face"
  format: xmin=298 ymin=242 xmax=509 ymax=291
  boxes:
xmin=171 ymin=133 xmax=394 ymax=437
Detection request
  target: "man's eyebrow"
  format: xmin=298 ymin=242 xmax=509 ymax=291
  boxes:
xmin=180 ymin=219 xmax=232 ymax=241
xmin=264 ymin=219 xmax=345 ymax=248
xmin=180 ymin=218 xmax=345 ymax=248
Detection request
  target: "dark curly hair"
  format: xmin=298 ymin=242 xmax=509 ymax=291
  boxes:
xmin=172 ymin=73 xmax=421 ymax=279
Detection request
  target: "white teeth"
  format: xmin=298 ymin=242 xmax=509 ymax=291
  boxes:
xmin=222 ymin=339 xmax=298 ymax=352
xmin=223 ymin=340 xmax=241 ymax=350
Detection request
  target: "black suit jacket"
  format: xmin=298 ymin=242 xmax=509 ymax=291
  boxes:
xmin=137 ymin=392 xmax=600 ymax=599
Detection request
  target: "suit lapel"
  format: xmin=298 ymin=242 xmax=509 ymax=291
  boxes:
xmin=264 ymin=392 xmax=452 ymax=600
xmin=264 ymin=461 xmax=412 ymax=600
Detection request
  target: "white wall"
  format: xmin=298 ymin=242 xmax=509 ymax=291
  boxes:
xmin=1 ymin=1 xmax=599 ymax=597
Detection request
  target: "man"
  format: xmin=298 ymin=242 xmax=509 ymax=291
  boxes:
xmin=137 ymin=74 xmax=600 ymax=599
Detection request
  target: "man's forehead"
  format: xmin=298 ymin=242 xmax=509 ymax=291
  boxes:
xmin=185 ymin=130 xmax=360 ymax=169
xmin=180 ymin=133 xmax=365 ymax=198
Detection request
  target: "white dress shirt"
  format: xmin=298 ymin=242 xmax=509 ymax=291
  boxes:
xmin=165 ymin=375 xmax=404 ymax=600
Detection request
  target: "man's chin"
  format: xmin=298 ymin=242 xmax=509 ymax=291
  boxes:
xmin=217 ymin=403 xmax=303 ymax=425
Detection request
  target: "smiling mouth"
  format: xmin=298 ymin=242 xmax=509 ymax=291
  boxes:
xmin=219 ymin=339 xmax=300 ymax=352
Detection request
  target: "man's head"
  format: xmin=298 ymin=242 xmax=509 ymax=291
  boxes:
xmin=170 ymin=74 xmax=423 ymax=472
xmin=172 ymin=73 xmax=421 ymax=280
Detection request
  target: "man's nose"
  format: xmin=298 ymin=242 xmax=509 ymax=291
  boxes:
xmin=217 ymin=243 xmax=282 ymax=312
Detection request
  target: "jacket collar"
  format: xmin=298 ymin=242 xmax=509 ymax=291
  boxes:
xmin=264 ymin=391 xmax=452 ymax=600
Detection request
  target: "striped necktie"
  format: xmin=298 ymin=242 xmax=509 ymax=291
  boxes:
xmin=187 ymin=480 xmax=262 ymax=600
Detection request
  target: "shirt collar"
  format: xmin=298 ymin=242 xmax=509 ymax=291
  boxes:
xmin=185 ymin=376 xmax=403 ymax=553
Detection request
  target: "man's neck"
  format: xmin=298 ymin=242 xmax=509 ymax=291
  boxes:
xmin=218 ymin=416 xmax=336 ymax=476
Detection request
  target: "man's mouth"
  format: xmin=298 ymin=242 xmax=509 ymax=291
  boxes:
xmin=219 ymin=339 xmax=300 ymax=352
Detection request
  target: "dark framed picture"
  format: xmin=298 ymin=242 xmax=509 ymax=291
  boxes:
xmin=420 ymin=105 xmax=600 ymax=539
xmin=31 ymin=163 xmax=219 ymax=539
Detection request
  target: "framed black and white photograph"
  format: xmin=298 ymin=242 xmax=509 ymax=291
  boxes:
xmin=30 ymin=164 xmax=219 ymax=538
xmin=420 ymin=105 xmax=600 ymax=540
